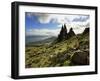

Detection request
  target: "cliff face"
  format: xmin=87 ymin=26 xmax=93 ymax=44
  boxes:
xmin=57 ymin=24 xmax=75 ymax=42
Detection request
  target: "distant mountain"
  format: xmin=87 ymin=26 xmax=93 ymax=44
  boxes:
xmin=32 ymin=36 xmax=57 ymax=44
xmin=25 ymin=35 xmax=50 ymax=44
xmin=26 ymin=36 xmax=57 ymax=46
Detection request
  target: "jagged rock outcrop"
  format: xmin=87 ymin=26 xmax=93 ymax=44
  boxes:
xmin=57 ymin=24 xmax=76 ymax=42
xmin=83 ymin=27 xmax=89 ymax=35
xmin=67 ymin=28 xmax=76 ymax=39
xmin=58 ymin=24 xmax=67 ymax=41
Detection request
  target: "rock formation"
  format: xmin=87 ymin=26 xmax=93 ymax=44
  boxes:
xmin=57 ymin=24 xmax=76 ymax=42
xmin=83 ymin=27 xmax=89 ymax=35
xmin=67 ymin=27 xmax=76 ymax=39
xmin=57 ymin=24 xmax=67 ymax=41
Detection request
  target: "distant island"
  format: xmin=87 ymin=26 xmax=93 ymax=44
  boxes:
xmin=25 ymin=24 xmax=89 ymax=68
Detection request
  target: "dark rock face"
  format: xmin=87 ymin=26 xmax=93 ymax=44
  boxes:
xmin=71 ymin=51 xmax=89 ymax=65
xmin=83 ymin=27 xmax=89 ymax=35
xmin=67 ymin=28 xmax=76 ymax=39
xmin=57 ymin=24 xmax=76 ymax=42
xmin=58 ymin=24 xmax=67 ymax=41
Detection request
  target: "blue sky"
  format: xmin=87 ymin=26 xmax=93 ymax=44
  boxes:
xmin=25 ymin=13 xmax=59 ymax=30
xmin=25 ymin=12 xmax=89 ymax=36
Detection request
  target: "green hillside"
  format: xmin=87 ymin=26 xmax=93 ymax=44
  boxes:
xmin=25 ymin=30 xmax=89 ymax=68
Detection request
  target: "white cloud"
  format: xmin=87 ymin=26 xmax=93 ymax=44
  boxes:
xmin=26 ymin=23 xmax=88 ymax=36
xmin=72 ymin=15 xmax=89 ymax=22
xmin=26 ymin=12 xmax=89 ymax=24
xmin=36 ymin=14 xmax=73 ymax=24
xmin=33 ymin=14 xmax=90 ymax=34
xmin=26 ymin=28 xmax=60 ymax=36
xmin=33 ymin=13 xmax=89 ymax=25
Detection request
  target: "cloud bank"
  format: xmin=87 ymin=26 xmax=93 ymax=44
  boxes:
xmin=26 ymin=12 xmax=90 ymax=36
xmin=26 ymin=28 xmax=60 ymax=36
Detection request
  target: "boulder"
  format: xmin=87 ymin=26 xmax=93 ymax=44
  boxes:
xmin=71 ymin=51 xmax=89 ymax=65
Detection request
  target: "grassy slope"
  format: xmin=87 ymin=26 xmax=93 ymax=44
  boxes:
xmin=25 ymin=33 xmax=89 ymax=68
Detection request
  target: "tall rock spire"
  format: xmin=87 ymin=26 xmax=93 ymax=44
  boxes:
xmin=57 ymin=24 xmax=76 ymax=42
xmin=67 ymin=27 xmax=75 ymax=39
xmin=63 ymin=24 xmax=67 ymax=35
xmin=57 ymin=24 xmax=67 ymax=41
